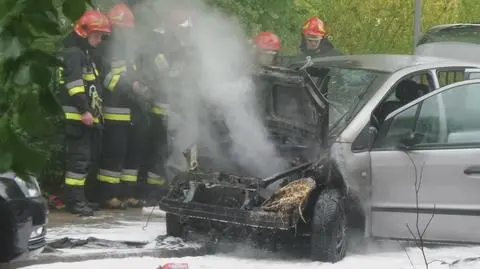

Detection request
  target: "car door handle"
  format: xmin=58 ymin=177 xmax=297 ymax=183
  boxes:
xmin=464 ymin=166 xmax=480 ymax=175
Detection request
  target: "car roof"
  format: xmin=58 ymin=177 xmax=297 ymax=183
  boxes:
xmin=424 ymin=23 xmax=480 ymax=32
xmin=293 ymin=54 xmax=480 ymax=73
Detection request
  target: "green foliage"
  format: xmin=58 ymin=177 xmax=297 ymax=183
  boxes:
xmin=0 ymin=0 xmax=92 ymax=182
xmin=208 ymin=0 xmax=479 ymax=54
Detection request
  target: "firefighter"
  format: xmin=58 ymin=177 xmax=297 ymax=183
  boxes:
xmin=134 ymin=30 xmax=171 ymax=204
xmin=110 ymin=3 xmax=152 ymax=208
xmin=95 ymin=3 xmax=146 ymax=209
xmin=299 ymin=16 xmax=341 ymax=57
xmin=252 ymin=31 xmax=282 ymax=66
xmin=59 ymin=9 xmax=111 ymax=216
xmin=135 ymin=9 xmax=197 ymax=203
xmin=161 ymin=9 xmax=201 ymax=180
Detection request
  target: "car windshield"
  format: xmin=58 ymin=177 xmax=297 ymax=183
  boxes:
xmin=417 ymin=25 xmax=480 ymax=45
xmin=323 ymin=68 xmax=389 ymax=133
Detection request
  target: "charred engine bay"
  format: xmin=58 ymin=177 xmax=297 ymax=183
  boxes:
xmin=161 ymin=114 xmax=328 ymax=232
xmin=164 ymin=163 xmax=324 ymax=229
xmin=168 ymin=170 xmax=261 ymax=208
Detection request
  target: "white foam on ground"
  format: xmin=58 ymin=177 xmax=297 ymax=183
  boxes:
xmin=46 ymin=219 xmax=166 ymax=242
xmin=142 ymin=207 xmax=167 ymax=217
xmin=21 ymin=245 xmax=480 ymax=269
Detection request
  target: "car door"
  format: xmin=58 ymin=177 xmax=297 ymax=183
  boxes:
xmin=369 ymin=79 xmax=480 ymax=243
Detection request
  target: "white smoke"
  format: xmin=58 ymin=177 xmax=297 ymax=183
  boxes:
xmin=135 ymin=0 xmax=288 ymax=178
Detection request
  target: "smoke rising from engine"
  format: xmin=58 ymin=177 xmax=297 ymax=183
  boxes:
xmin=130 ymin=0 xmax=287 ymax=178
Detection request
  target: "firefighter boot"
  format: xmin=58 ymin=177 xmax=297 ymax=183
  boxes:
xmin=126 ymin=197 xmax=145 ymax=208
xmin=64 ymin=186 xmax=94 ymax=217
xmin=103 ymin=197 xmax=127 ymax=210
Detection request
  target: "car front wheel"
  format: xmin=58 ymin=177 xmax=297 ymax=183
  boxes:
xmin=310 ymin=188 xmax=347 ymax=263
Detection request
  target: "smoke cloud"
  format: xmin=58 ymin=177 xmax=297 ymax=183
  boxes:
xmin=128 ymin=0 xmax=288 ymax=179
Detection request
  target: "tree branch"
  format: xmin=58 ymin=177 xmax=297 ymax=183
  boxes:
xmin=402 ymin=150 xmax=435 ymax=269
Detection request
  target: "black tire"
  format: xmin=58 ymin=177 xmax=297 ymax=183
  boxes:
xmin=166 ymin=213 xmax=183 ymax=237
xmin=0 ymin=202 xmax=15 ymax=263
xmin=310 ymin=189 xmax=347 ymax=263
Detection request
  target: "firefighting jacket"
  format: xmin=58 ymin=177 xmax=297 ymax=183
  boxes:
xmin=57 ymin=33 xmax=103 ymax=125
xmin=96 ymin=34 xmax=139 ymax=123
xmin=135 ymin=29 xmax=171 ymax=117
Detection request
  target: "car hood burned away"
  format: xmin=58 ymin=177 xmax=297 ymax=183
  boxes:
xmin=159 ymin=58 xmax=385 ymax=231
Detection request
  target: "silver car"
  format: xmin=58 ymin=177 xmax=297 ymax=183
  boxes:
xmin=316 ymin=54 xmax=480 ymax=256
xmin=159 ymin=54 xmax=480 ymax=263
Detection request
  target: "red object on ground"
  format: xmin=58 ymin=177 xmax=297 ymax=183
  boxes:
xmin=158 ymin=263 xmax=189 ymax=269
xmin=48 ymin=194 xmax=65 ymax=210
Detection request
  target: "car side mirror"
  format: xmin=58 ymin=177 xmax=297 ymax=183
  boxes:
xmin=366 ymin=114 xmax=380 ymax=150
xmin=397 ymin=132 xmax=424 ymax=150
xmin=367 ymin=126 xmax=378 ymax=150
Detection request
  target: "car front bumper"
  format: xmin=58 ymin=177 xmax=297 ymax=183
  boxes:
xmin=159 ymin=197 xmax=299 ymax=230
xmin=9 ymin=196 xmax=48 ymax=262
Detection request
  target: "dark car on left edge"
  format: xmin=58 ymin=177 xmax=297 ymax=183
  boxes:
xmin=0 ymin=172 xmax=47 ymax=264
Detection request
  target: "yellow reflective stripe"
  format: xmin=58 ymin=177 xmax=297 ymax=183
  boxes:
xmin=65 ymin=112 xmax=100 ymax=123
xmin=121 ymin=174 xmax=137 ymax=182
xmin=151 ymin=107 xmax=167 ymax=115
xmin=103 ymin=107 xmax=131 ymax=121
xmin=108 ymin=74 xmax=121 ymax=90
xmin=83 ymin=73 xmax=96 ymax=81
xmin=103 ymin=114 xmax=131 ymax=121
xmin=68 ymin=86 xmax=86 ymax=96
xmin=65 ymin=177 xmax=85 ymax=186
xmin=112 ymin=66 xmax=127 ymax=74
xmin=96 ymin=174 xmax=120 ymax=184
xmin=146 ymin=177 xmax=166 ymax=185
xmin=121 ymin=169 xmax=137 ymax=182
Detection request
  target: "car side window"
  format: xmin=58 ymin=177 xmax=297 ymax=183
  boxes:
xmin=374 ymin=72 xmax=433 ymax=124
xmin=374 ymin=82 xmax=480 ymax=149
xmin=443 ymin=83 xmax=480 ymax=144
xmin=437 ymin=69 xmax=465 ymax=87
xmin=373 ymin=103 xmax=420 ymax=149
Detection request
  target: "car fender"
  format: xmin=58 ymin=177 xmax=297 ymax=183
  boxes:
xmin=0 ymin=173 xmax=26 ymax=201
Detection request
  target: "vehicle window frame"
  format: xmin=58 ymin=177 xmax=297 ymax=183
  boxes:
xmin=266 ymin=80 xmax=323 ymax=131
xmin=370 ymin=79 xmax=480 ymax=151
xmin=380 ymin=70 xmax=435 ymax=103
xmin=352 ymin=70 xmax=435 ymax=152
xmin=435 ymin=67 xmax=468 ymax=87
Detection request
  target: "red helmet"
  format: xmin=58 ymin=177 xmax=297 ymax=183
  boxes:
xmin=74 ymin=9 xmax=111 ymax=38
xmin=302 ymin=16 xmax=326 ymax=38
xmin=107 ymin=3 xmax=135 ymax=27
xmin=253 ymin=32 xmax=281 ymax=52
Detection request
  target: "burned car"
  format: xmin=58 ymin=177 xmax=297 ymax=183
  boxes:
xmin=159 ymin=54 xmax=480 ymax=263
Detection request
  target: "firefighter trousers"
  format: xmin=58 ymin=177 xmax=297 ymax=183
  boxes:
xmin=138 ymin=113 xmax=169 ymax=200
xmin=96 ymin=121 xmax=129 ymax=203
xmin=121 ymin=109 xmax=149 ymax=199
xmin=64 ymin=123 xmax=102 ymax=207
